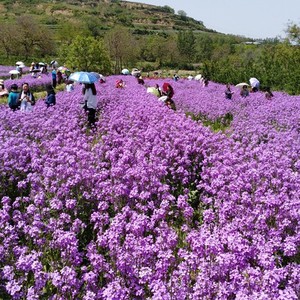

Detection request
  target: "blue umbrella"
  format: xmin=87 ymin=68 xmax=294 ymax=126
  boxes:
xmin=68 ymin=71 xmax=98 ymax=84
xmin=90 ymin=72 xmax=101 ymax=79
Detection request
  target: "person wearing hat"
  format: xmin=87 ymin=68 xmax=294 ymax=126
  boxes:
xmin=8 ymin=84 xmax=20 ymax=111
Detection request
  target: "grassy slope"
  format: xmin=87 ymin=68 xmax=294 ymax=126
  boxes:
xmin=0 ymin=0 xmax=213 ymax=34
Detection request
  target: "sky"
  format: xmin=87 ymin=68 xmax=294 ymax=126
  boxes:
xmin=123 ymin=0 xmax=300 ymax=39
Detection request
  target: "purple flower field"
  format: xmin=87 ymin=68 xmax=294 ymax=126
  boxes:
xmin=0 ymin=75 xmax=299 ymax=299
xmin=3 ymin=73 xmax=52 ymax=90
xmin=0 ymin=65 xmax=31 ymax=79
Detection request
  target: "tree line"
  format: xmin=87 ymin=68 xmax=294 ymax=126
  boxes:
xmin=1 ymin=16 xmax=300 ymax=94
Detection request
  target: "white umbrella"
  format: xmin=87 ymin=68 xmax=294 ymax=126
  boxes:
xmin=121 ymin=68 xmax=130 ymax=75
xmin=16 ymin=61 xmax=24 ymax=66
xmin=99 ymin=74 xmax=106 ymax=82
xmin=58 ymin=66 xmax=68 ymax=71
xmin=50 ymin=60 xmax=59 ymax=68
xmin=147 ymin=87 xmax=160 ymax=97
xmin=9 ymin=70 xmax=20 ymax=75
xmin=131 ymin=68 xmax=140 ymax=76
xmin=249 ymin=77 xmax=260 ymax=88
xmin=235 ymin=83 xmax=249 ymax=89
xmin=18 ymin=64 xmax=26 ymax=68
xmin=132 ymin=70 xmax=141 ymax=77
xmin=194 ymin=74 xmax=202 ymax=81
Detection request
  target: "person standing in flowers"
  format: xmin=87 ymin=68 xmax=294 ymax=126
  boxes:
xmin=161 ymin=82 xmax=176 ymax=110
xmin=29 ymin=62 xmax=35 ymax=74
xmin=137 ymin=76 xmax=145 ymax=85
xmin=162 ymin=82 xmax=174 ymax=99
xmin=44 ymin=84 xmax=56 ymax=107
xmin=115 ymin=79 xmax=125 ymax=88
xmin=81 ymin=83 xmax=97 ymax=127
xmin=57 ymin=69 xmax=63 ymax=85
xmin=66 ymin=80 xmax=74 ymax=92
xmin=7 ymin=84 xmax=19 ymax=111
xmin=202 ymin=77 xmax=209 ymax=87
xmin=0 ymin=80 xmax=8 ymax=98
xmin=240 ymin=85 xmax=249 ymax=97
xmin=51 ymin=67 xmax=57 ymax=88
xmin=18 ymin=82 xmax=35 ymax=112
xmin=265 ymin=87 xmax=274 ymax=100
xmin=225 ymin=84 xmax=234 ymax=99
xmin=173 ymin=74 xmax=179 ymax=81
xmin=165 ymin=98 xmax=176 ymax=111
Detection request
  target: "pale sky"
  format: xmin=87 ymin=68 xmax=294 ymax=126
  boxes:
xmin=123 ymin=0 xmax=300 ymax=39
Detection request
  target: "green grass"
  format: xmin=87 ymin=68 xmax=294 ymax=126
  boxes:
xmin=186 ymin=112 xmax=233 ymax=132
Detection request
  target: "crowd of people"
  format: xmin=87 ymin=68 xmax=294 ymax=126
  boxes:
xmin=224 ymin=78 xmax=274 ymax=100
xmin=8 ymin=82 xmax=36 ymax=112
xmin=1 ymin=62 xmax=276 ymax=130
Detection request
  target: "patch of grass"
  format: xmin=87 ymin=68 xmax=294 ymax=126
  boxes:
xmin=186 ymin=112 xmax=233 ymax=132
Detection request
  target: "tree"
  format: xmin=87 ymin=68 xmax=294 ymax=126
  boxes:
xmin=178 ymin=10 xmax=187 ymax=17
xmin=104 ymin=26 xmax=139 ymax=74
xmin=177 ymin=10 xmax=188 ymax=21
xmin=0 ymin=24 xmax=15 ymax=58
xmin=15 ymin=16 xmax=55 ymax=59
xmin=60 ymin=36 xmax=112 ymax=74
xmin=195 ymin=34 xmax=214 ymax=61
xmin=0 ymin=16 xmax=55 ymax=59
xmin=161 ymin=6 xmax=175 ymax=14
xmin=286 ymin=22 xmax=300 ymax=44
xmin=55 ymin=21 xmax=90 ymax=46
xmin=177 ymin=30 xmax=196 ymax=63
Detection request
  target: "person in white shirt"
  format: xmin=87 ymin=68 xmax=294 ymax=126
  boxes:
xmin=81 ymin=83 xmax=97 ymax=127
xmin=18 ymin=82 xmax=35 ymax=112
xmin=66 ymin=80 xmax=74 ymax=92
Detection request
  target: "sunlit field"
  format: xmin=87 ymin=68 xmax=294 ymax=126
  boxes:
xmin=0 ymin=71 xmax=299 ymax=299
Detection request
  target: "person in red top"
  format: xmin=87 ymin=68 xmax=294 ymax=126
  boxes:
xmin=162 ymin=82 xmax=176 ymax=110
xmin=116 ymin=79 xmax=125 ymax=88
xmin=162 ymin=82 xmax=174 ymax=99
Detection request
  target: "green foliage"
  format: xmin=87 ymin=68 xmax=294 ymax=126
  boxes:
xmin=200 ymin=42 xmax=300 ymax=95
xmin=104 ymin=26 xmax=139 ymax=73
xmin=60 ymin=36 xmax=112 ymax=73
xmin=161 ymin=5 xmax=175 ymax=14
xmin=187 ymin=112 xmax=233 ymax=132
xmin=177 ymin=10 xmax=187 ymax=18
xmin=1 ymin=0 xmax=300 ymax=95
xmin=0 ymin=16 xmax=55 ymax=59
xmin=177 ymin=30 xmax=196 ymax=63
xmin=286 ymin=22 xmax=300 ymax=44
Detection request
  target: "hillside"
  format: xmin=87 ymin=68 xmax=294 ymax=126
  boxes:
xmin=0 ymin=0 xmax=216 ymax=35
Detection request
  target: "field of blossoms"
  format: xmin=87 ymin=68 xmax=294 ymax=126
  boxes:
xmin=0 ymin=72 xmax=299 ymax=299
xmin=3 ymin=73 xmax=52 ymax=91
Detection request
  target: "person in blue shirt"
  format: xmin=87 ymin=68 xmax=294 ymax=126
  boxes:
xmin=45 ymin=84 xmax=56 ymax=107
xmin=240 ymin=85 xmax=249 ymax=97
xmin=51 ymin=68 xmax=57 ymax=88
xmin=8 ymin=84 xmax=20 ymax=111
